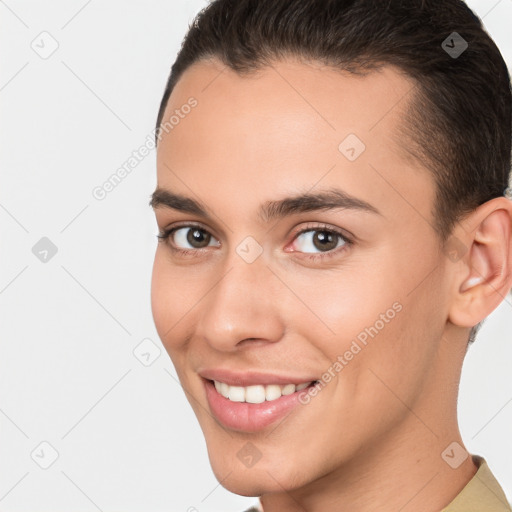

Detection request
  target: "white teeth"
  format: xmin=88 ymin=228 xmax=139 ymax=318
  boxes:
xmin=281 ymin=384 xmax=296 ymax=396
xmin=219 ymin=381 xmax=229 ymax=398
xmin=265 ymin=384 xmax=282 ymax=401
xmin=228 ymin=386 xmax=245 ymax=402
xmin=245 ymin=385 xmax=266 ymax=404
xmin=213 ymin=380 xmax=313 ymax=403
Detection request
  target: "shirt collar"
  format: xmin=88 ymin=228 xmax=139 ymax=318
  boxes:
xmin=441 ymin=454 xmax=511 ymax=512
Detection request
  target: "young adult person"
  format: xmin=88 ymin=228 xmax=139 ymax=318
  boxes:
xmin=149 ymin=1 xmax=512 ymax=510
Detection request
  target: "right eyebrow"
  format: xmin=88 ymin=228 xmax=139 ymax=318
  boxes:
xmin=149 ymin=188 xmax=209 ymax=217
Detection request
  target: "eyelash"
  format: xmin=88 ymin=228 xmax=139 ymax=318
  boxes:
xmin=156 ymin=222 xmax=353 ymax=261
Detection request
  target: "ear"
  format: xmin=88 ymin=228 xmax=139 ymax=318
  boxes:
xmin=447 ymin=197 xmax=512 ymax=328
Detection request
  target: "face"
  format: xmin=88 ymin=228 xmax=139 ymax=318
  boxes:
xmin=151 ymin=58 xmax=455 ymax=496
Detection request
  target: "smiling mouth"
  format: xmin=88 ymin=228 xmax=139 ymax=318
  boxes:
xmin=203 ymin=377 xmax=321 ymax=431
xmin=210 ymin=379 xmax=319 ymax=403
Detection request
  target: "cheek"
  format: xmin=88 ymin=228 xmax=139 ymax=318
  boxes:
xmin=287 ymin=262 xmax=400 ymax=356
xmin=288 ymin=252 xmax=437 ymax=401
xmin=296 ymin=239 xmax=436 ymax=352
xmin=150 ymin=252 xmax=168 ymax=336
xmin=150 ymin=250 xmax=193 ymax=352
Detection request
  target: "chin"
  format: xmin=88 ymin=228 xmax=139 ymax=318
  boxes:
xmin=209 ymin=463 xmax=287 ymax=497
xmin=216 ymin=473 xmax=267 ymax=497
xmin=206 ymin=443 xmax=313 ymax=497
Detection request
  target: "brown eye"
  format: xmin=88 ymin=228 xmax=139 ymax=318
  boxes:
xmin=171 ymin=226 xmax=216 ymax=249
xmin=312 ymin=231 xmax=339 ymax=251
xmin=293 ymin=228 xmax=347 ymax=254
xmin=157 ymin=224 xmax=220 ymax=251
xmin=185 ymin=227 xmax=212 ymax=248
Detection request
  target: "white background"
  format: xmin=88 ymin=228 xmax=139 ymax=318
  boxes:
xmin=0 ymin=1 xmax=511 ymax=511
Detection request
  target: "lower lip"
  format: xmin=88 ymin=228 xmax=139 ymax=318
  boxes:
xmin=203 ymin=379 xmax=312 ymax=432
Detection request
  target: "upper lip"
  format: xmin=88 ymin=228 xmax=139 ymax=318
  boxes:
xmin=198 ymin=368 xmax=317 ymax=387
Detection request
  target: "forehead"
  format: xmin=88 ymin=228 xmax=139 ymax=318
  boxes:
xmin=161 ymin=57 xmax=416 ymax=147
xmin=156 ymin=57 xmax=434 ymax=225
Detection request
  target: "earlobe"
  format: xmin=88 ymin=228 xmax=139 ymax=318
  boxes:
xmin=448 ymin=197 xmax=512 ymax=328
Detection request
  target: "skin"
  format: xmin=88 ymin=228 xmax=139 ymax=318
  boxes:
xmin=150 ymin=57 xmax=512 ymax=512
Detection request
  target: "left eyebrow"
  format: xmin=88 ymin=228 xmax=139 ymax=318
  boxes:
xmin=149 ymin=187 xmax=382 ymax=222
xmin=258 ymin=188 xmax=382 ymax=222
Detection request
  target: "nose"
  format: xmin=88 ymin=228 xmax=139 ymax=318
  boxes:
xmin=194 ymin=247 xmax=286 ymax=352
